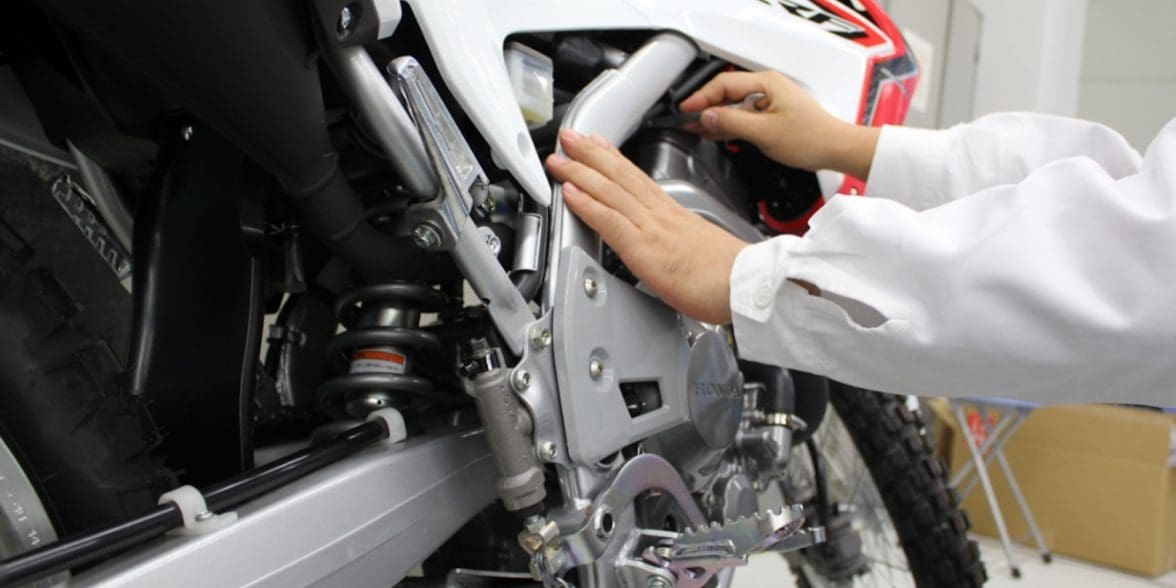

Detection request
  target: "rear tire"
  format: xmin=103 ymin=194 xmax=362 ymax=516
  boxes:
xmin=0 ymin=150 xmax=175 ymax=547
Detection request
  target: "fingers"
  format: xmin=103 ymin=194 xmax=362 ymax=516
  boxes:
xmin=555 ymin=130 xmax=668 ymax=208
xmin=560 ymin=181 xmax=639 ymax=251
xmin=696 ymin=107 xmax=770 ymax=145
xmin=680 ymin=71 xmax=768 ymax=113
xmin=545 ymin=152 xmax=652 ymax=224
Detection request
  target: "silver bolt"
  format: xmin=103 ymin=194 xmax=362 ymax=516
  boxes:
xmin=519 ymin=533 xmax=544 ymax=554
xmin=337 ymin=5 xmax=354 ymax=35
xmin=511 ymin=368 xmax=532 ymax=391
xmin=589 ymin=359 xmax=604 ymax=379
xmin=583 ymin=277 xmax=598 ymax=298
xmin=648 ymin=577 xmax=672 ymax=588
xmin=529 ymin=326 xmax=552 ymax=351
xmin=412 ymin=223 xmax=442 ymax=250
xmin=194 ymin=511 xmax=214 ymax=522
xmin=181 ymin=126 xmax=194 ymax=141
xmin=539 ymin=442 xmax=558 ymax=462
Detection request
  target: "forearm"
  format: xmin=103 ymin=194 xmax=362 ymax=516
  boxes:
xmin=865 ymin=113 xmax=1142 ymax=210
xmin=731 ymin=131 xmax=1176 ymax=407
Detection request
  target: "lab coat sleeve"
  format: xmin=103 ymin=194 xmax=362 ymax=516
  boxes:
xmin=730 ymin=116 xmax=1176 ymax=408
xmin=864 ymin=112 xmax=1143 ymax=210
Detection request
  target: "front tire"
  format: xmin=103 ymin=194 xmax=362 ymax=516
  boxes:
xmin=787 ymin=384 xmax=987 ymax=587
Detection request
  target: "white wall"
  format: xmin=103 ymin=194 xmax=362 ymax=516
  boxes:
xmin=1077 ymin=0 xmax=1176 ymax=150
xmin=969 ymin=0 xmax=1087 ymax=118
xmin=883 ymin=0 xmax=1087 ymax=129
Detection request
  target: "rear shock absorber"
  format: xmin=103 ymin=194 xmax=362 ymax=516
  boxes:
xmin=317 ymin=282 xmax=448 ymax=419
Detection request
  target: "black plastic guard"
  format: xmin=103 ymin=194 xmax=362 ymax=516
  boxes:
xmin=127 ymin=123 xmax=263 ymax=485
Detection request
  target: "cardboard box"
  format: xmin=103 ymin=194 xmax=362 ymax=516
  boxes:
xmin=941 ymin=403 xmax=1176 ymax=577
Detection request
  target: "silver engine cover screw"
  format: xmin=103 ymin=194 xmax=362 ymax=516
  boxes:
xmin=588 ymin=359 xmax=604 ymax=379
xmin=412 ymin=223 xmax=442 ymax=250
xmin=529 ymin=326 xmax=552 ymax=351
xmin=511 ymin=368 xmax=531 ymax=391
xmin=583 ymin=277 xmax=598 ymax=298
xmin=539 ymin=442 xmax=558 ymax=462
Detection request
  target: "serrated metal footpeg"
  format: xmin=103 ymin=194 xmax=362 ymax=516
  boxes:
xmin=645 ymin=505 xmax=826 ymax=588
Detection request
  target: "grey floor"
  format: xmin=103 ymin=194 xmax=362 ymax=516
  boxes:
xmin=733 ymin=535 xmax=1176 ymax=587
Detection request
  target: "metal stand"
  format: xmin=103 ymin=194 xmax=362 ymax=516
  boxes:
xmin=949 ymin=399 xmax=1052 ymax=579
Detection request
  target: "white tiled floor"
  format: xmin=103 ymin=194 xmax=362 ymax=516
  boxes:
xmin=733 ymin=535 xmax=1176 ymax=586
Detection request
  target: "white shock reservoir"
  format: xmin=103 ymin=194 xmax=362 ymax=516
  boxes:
xmin=504 ymin=42 xmax=554 ymax=125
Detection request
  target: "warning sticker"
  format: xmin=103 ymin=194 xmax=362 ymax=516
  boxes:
xmin=350 ymin=348 xmax=408 ymax=375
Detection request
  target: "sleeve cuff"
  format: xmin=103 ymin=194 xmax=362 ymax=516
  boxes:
xmin=865 ymin=124 xmax=953 ymax=210
xmin=729 ymin=236 xmax=801 ymax=322
xmin=729 ymin=235 xmax=828 ymax=370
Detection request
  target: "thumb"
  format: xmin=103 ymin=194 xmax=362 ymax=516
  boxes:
xmin=700 ymin=107 xmax=769 ymax=144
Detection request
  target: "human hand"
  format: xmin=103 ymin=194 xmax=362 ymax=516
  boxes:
xmin=680 ymin=71 xmax=879 ymax=179
xmin=544 ymin=129 xmax=749 ymax=324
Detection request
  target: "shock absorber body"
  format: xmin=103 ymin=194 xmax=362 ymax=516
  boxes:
xmin=317 ymin=283 xmax=447 ymax=419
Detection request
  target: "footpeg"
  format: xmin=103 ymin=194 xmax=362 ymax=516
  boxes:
xmin=645 ymin=505 xmax=826 ymax=588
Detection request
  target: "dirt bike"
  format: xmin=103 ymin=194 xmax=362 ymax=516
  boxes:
xmin=0 ymin=0 xmax=986 ymax=586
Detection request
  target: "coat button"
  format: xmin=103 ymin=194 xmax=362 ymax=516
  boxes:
xmin=753 ymin=284 xmax=772 ymax=308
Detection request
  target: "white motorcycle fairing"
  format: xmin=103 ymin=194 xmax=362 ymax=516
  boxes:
xmin=401 ymin=0 xmax=904 ymax=207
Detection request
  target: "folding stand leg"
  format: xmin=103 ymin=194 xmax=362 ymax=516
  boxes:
xmin=983 ymin=411 xmax=1052 ymax=564
xmin=953 ymin=413 xmax=1019 ymax=498
xmin=953 ymin=404 xmax=1021 ymax=578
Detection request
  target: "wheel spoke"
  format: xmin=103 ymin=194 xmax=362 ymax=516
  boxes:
xmin=790 ymin=406 xmax=916 ymax=588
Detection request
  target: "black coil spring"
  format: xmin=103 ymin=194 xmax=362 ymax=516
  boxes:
xmin=316 ymin=283 xmax=448 ymax=418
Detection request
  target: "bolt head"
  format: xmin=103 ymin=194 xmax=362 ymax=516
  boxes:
xmin=181 ymin=126 xmax=194 ymax=141
xmin=412 ymin=224 xmax=442 ymax=249
xmin=511 ymin=368 xmax=531 ymax=391
xmin=337 ymin=5 xmax=354 ymax=36
xmin=519 ymin=533 xmax=544 ymax=554
xmin=539 ymin=442 xmax=558 ymax=461
xmin=588 ymin=359 xmax=604 ymax=379
xmin=529 ymin=326 xmax=552 ymax=351
xmin=583 ymin=277 xmax=598 ymax=298
xmin=194 ymin=511 xmax=213 ymax=522
xmin=648 ymin=578 xmax=671 ymax=588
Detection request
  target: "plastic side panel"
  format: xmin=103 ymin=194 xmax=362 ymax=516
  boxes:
xmin=552 ymin=247 xmax=691 ymax=465
xmin=403 ymin=0 xmax=875 ymax=206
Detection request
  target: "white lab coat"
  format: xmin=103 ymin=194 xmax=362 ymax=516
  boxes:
xmin=729 ymin=113 xmax=1175 ymax=407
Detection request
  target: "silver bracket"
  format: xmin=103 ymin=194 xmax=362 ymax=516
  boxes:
xmin=389 ymin=56 xmax=483 ymax=251
xmin=558 ymin=454 xmax=706 ymax=573
xmin=388 ymin=56 xmax=533 ymax=356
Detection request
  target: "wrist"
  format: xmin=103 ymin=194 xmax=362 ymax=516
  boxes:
xmin=822 ymin=122 xmax=880 ymax=180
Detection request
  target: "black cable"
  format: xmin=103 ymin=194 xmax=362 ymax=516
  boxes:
xmin=0 ymin=420 xmax=388 ymax=587
xmin=0 ymin=507 xmax=181 ymax=587
xmin=805 ymin=437 xmax=833 ymax=527
xmin=666 ymin=58 xmax=729 ymax=109
xmin=204 ymin=420 xmax=386 ymax=510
